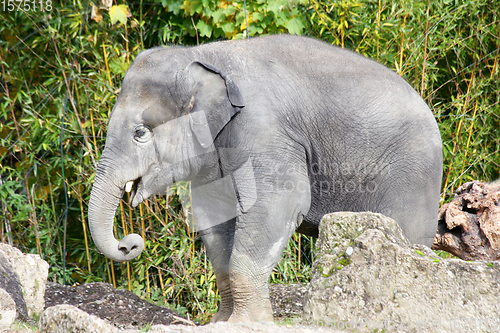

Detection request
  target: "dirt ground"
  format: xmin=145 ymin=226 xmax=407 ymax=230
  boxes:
xmin=44 ymin=282 xmax=190 ymax=329
xmin=2 ymin=281 xmax=309 ymax=332
xmin=39 ymin=282 xmax=308 ymax=331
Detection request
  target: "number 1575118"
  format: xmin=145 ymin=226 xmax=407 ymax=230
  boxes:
xmin=2 ymin=0 xmax=52 ymax=12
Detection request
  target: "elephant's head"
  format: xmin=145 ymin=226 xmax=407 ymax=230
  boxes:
xmin=88 ymin=50 xmax=244 ymax=262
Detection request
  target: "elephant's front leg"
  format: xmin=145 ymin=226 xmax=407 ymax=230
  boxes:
xmin=227 ymin=170 xmax=311 ymax=322
xmin=199 ymin=219 xmax=235 ymax=322
xmin=192 ymin=177 xmax=239 ymax=322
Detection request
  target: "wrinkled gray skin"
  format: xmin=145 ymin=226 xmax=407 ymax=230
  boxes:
xmin=88 ymin=35 xmax=442 ymax=322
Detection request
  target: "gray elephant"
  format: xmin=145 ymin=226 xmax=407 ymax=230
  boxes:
xmin=88 ymin=35 xmax=442 ymax=322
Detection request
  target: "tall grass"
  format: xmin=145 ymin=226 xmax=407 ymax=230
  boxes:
xmin=1 ymin=0 xmax=498 ymax=323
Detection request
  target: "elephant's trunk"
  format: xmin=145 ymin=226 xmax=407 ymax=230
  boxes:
xmin=88 ymin=161 xmax=144 ymax=262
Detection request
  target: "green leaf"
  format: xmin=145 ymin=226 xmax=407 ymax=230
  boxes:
xmin=285 ymin=17 xmax=304 ymax=35
xmin=109 ymin=58 xmax=129 ymax=77
xmin=221 ymin=21 xmax=235 ymax=34
xmin=212 ymin=10 xmax=226 ymax=24
xmin=275 ymin=11 xmax=288 ymax=26
xmin=169 ymin=2 xmax=182 ymax=15
xmin=252 ymin=12 xmax=265 ymax=22
xmin=109 ymin=5 xmax=128 ymax=25
xmin=185 ymin=1 xmax=203 ymax=15
xmin=223 ymin=5 xmax=237 ymax=16
xmin=267 ymin=1 xmax=282 ymax=16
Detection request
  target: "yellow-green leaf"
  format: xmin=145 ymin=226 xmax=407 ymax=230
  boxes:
xmin=109 ymin=5 xmax=129 ymax=25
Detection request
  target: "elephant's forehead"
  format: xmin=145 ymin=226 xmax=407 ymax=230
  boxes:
xmin=110 ymin=75 xmax=166 ymax=120
xmin=109 ymin=91 xmax=176 ymax=132
xmin=108 ymin=97 xmax=150 ymax=131
xmin=121 ymin=71 xmax=164 ymax=100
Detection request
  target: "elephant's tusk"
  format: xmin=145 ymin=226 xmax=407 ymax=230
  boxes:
xmin=125 ymin=181 xmax=134 ymax=193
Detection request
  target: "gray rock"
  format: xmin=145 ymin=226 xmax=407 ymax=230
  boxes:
xmin=39 ymin=304 xmax=120 ymax=333
xmin=0 ymin=243 xmax=49 ymax=320
xmin=0 ymin=287 xmax=16 ymax=329
xmin=304 ymin=212 xmax=500 ymax=333
xmin=0 ymin=252 xmax=29 ymax=321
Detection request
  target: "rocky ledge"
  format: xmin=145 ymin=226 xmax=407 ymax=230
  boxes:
xmin=2 ymin=211 xmax=500 ymax=332
xmin=304 ymin=212 xmax=500 ymax=333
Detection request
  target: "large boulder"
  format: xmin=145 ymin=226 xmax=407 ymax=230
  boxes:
xmin=0 ymin=251 xmax=29 ymax=321
xmin=304 ymin=212 xmax=500 ymax=332
xmin=0 ymin=243 xmax=49 ymax=321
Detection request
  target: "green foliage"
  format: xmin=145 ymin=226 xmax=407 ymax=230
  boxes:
xmin=434 ymin=250 xmax=458 ymax=259
xmin=415 ymin=249 xmax=425 ymax=256
xmin=0 ymin=167 xmax=32 ymax=222
xmin=1 ymin=0 xmax=499 ymax=323
xmin=153 ymin=0 xmax=308 ymax=41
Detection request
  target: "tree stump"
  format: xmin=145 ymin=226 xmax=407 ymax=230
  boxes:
xmin=433 ymin=181 xmax=500 ymax=261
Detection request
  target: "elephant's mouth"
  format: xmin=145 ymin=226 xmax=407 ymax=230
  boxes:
xmin=125 ymin=178 xmax=142 ymax=205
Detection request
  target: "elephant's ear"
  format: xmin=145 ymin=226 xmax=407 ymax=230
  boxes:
xmin=182 ymin=61 xmax=244 ymax=148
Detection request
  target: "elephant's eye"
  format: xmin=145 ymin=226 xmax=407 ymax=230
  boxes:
xmin=134 ymin=125 xmax=152 ymax=142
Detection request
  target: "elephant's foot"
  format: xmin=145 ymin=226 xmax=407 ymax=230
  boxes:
xmin=227 ymin=300 xmax=273 ymax=323
xmin=227 ymin=271 xmax=273 ymax=322
xmin=210 ymin=286 xmax=234 ymax=322
xmin=210 ymin=309 xmax=232 ymax=323
xmin=210 ymin=299 xmax=233 ymax=323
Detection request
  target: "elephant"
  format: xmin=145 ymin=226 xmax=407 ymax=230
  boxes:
xmin=88 ymin=34 xmax=443 ymax=323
